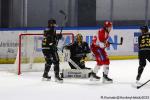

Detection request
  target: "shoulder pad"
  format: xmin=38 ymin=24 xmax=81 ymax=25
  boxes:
xmin=99 ymin=28 xmax=105 ymax=32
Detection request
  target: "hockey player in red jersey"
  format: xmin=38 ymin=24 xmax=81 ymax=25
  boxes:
xmin=90 ymin=21 xmax=113 ymax=83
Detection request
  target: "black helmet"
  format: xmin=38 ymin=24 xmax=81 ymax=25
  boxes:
xmin=48 ymin=18 xmax=56 ymax=24
xmin=140 ymin=26 xmax=149 ymax=32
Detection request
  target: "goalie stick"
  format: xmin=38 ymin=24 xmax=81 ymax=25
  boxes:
xmin=109 ymin=37 xmax=123 ymax=45
xmin=62 ymin=49 xmax=88 ymax=70
xmin=137 ymin=80 xmax=150 ymax=89
xmin=68 ymin=59 xmax=81 ymax=70
xmin=60 ymin=49 xmax=92 ymax=78
xmin=62 ymin=58 xmax=92 ymax=78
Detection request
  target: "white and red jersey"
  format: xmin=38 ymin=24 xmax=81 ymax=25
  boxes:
xmin=90 ymin=28 xmax=110 ymax=65
xmin=98 ymin=28 xmax=109 ymax=43
xmin=91 ymin=28 xmax=110 ymax=49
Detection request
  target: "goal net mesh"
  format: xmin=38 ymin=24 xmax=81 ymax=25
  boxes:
xmin=13 ymin=33 xmax=74 ymax=75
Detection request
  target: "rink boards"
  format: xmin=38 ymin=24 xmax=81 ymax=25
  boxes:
xmin=0 ymin=26 xmax=144 ymax=63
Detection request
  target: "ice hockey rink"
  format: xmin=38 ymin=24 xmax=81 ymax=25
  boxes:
xmin=0 ymin=59 xmax=150 ymax=100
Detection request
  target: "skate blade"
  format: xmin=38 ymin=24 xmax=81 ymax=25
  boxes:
xmin=103 ymin=80 xmax=113 ymax=84
xmin=55 ymin=79 xmax=63 ymax=83
xmin=132 ymin=84 xmax=140 ymax=88
xmin=132 ymin=81 xmax=142 ymax=88
xmin=136 ymin=81 xmax=142 ymax=85
xmin=42 ymin=78 xmax=51 ymax=81
xmin=90 ymin=77 xmax=100 ymax=81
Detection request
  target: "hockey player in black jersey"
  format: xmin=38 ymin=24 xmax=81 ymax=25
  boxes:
xmin=136 ymin=26 xmax=150 ymax=83
xmin=42 ymin=19 xmax=63 ymax=82
xmin=64 ymin=33 xmax=91 ymax=69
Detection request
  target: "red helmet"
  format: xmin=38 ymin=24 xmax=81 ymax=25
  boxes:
xmin=104 ymin=21 xmax=112 ymax=27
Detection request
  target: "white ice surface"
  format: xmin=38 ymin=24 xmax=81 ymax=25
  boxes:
xmin=0 ymin=59 xmax=150 ymax=100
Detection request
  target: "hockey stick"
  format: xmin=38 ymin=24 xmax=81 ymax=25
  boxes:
xmin=60 ymin=49 xmax=92 ymax=78
xmin=68 ymin=58 xmax=81 ymax=70
xmin=137 ymin=80 xmax=150 ymax=89
xmin=63 ymin=58 xmax=92 ymax=78
xmin=62 ymin=48 xmax=86 ymax=70
xmin=109 ymin=37 xmax=123 ymax=45
xmin=59 ymin=10 xmax=68 ymax=34
xmin=56 ymin=10 xmax=68 ymax=46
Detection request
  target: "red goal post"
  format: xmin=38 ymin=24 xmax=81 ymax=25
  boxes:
xmin=15 ymin=33 xmax=74 ymax=75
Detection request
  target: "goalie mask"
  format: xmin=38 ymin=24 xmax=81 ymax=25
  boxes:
xmin=75 ymin=33 xmax=83 ymax=44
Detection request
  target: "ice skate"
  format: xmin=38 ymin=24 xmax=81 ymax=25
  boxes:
xmin=135 ymin=80 xmax=142 ymax=86
xmin=90 ymin=72 xmax=100 ymax=81
xmin=42 ymin=74 xmax=51 ymax=81
xmin=135 ymin=76 xmax=143 ymax=86
xmin=102 ymin=73 xmax=113 ymax=83
xmin=135 ymin=72 xmax=142 ymax=85
xmin=55 ymin=73 xmax=63 ymax=83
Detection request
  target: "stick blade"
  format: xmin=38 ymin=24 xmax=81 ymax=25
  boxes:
xmin=120 ymin=37 xmax=123 ymax=45
xmin=59 ymin=10 xmax=66 ymax=15
xmin=136 ymin=80 xmax=150 ymax=89
xmin=137 ymin=86 xmax=140 ymax=89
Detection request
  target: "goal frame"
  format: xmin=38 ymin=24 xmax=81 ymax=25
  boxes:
xmin=17 ymin=33 xmax=74 ymax=75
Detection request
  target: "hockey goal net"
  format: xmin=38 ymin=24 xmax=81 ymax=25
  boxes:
xmin=14 ymin=33 xmax=74 ymax=75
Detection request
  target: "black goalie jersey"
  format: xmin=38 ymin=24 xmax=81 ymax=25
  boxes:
xmin=64 ymin=41 xmax=91 ymax=69
xmin=65 ymin=41 xmax=91 ymax=60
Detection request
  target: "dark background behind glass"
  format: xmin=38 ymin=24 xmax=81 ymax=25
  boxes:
xmin=0 ymin=0 xmax=149 ymax=28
